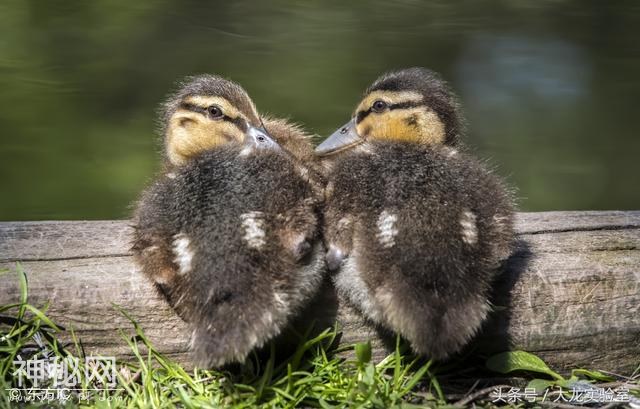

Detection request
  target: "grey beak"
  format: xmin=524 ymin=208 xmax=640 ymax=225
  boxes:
xmin=247 ymin=125 xmax=279 ymax=150
xmin=315 ymin=119 xmax=363 ymax=156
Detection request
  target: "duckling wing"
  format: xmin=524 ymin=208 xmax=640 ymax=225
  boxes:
xmin=131 ymin=173 xmax=184 ymax=295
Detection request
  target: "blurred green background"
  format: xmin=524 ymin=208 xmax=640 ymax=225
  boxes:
xmin=1 ymin=0 xmax=639 ymax=220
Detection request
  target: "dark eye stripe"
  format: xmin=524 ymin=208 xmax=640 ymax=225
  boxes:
xmin=227 ymin=115 xmax=247 ymax=132
xmin=355 ymin=101 xmax=424 ymax=124
xmin=355 ymin=108 xmax=372 ymax=124
xmin=180 ymin=102 xmax=208 ymax=115
xmin=179 ymin=102 xmax=247 ymax=132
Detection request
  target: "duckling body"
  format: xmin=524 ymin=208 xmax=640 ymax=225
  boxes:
xmin=317 ymin=68 xmax=514 ymax=359
xmin=132 ymin=75 xmax=324 ymax=367
xmin=324 ymin=142 xmax=513 ymax=359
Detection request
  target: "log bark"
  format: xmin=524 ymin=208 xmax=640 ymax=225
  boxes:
xmin=0 ymin=212 xmax=639 ymax=373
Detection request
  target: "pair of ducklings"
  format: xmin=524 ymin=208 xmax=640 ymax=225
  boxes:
xmin=132 ymin=68 xmax=515 ymax=368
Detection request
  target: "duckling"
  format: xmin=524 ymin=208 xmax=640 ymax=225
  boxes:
xmin=315 ymin=67 xmax=515 ymax=360
xmin=132 ymin=75 xmax=324 ymax=367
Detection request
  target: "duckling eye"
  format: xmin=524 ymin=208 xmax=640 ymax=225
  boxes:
xmin=256 ymin=135 xmax=266 ymax=143
xmin=372 ymin=100 xmax=387 ymax=113
xmin=207 ymin=105 xmax=223 ymax=119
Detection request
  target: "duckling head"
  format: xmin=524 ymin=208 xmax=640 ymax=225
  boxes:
xmin=316 ymin=67 xmax=463 ymax=156
xmin=163 ymin=74 xmax=277 ymax=166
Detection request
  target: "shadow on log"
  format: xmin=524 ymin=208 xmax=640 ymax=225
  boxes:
xmin=0 ymin=211 xmax=639 ymax=373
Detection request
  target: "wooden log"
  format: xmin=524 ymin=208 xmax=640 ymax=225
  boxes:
xmin=0 ymin=212 xmax=639 ymax=373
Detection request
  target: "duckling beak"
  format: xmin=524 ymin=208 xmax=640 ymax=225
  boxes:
xmin=246 ymin=125 xmax=280 ymax=150
xmin=315 ymin=119 xmax=363 ymax=156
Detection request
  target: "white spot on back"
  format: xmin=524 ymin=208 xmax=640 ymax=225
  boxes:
xmin=241 ymin=211 xmax=266 ymax=249
xmin=493 ymin=214 xmax=509 ymax=226
xmin=296 ymin=166 xmax=309 ymax=178
xmin=376 ymin=210 xmax=398 ymax=248
xmin=460 ymin=210 xmax=478 ymax=245
xmin=172 ymin=233 xmax=194 ymax=275
xmin=166 ymin=172 xmax=176 ymax=179
xmin=274 ymin=292 xmax=288 ymax=310
xmin=142 ymin=245 xmax=158 ymax=254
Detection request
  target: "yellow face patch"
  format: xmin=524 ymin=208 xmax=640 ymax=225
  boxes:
xmin=354 ymin=90 xmax=445 ymax=145
xmin=166 ymin=96 xmax=255 ymax=166
xmin=183 ymin=95 xmax=254 ymax=123
xmin=355 ymin=90 xmax=423 ymax=115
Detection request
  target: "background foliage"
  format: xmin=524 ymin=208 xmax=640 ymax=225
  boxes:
xmin=1 ymin=0 xmax=639 ymax=219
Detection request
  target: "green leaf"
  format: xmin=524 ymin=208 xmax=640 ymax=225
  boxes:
xmin=16 ymin=263 xmax=27 ymax=305
xmin=486 ymin=351 xmax=564 ymax=380
xmin=527 ymin=378 xmax=557 ymax=393
xmin=22 ymin=304 xmax=61 ymax=331
xmin=429 ymin=368 xmax=445 ymax=402
xmin=400 ymin=360 xmax=432 ymax=395
xmin=571 ymin=368 xmax=615 ymax=382
xmin=355 ymin=341 xmax=372 ymax=365
xmin=15 ymin=263 xmax=28 ymax=320
xmin=318 ymin=398 xmax=337 ymax=409
xmin=398 ymin=403 xmax=432 ymax=409
xmin=362 ymin=363 xmax=375 ymax=386
xmin=256 ymin=343 xmax=276 ymax=400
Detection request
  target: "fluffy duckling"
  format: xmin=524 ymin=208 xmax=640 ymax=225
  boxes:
xmin=316 ymin=67 xmax=515 ymax=360
xmin=132 ymin=75 xmax=324 ymax=367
